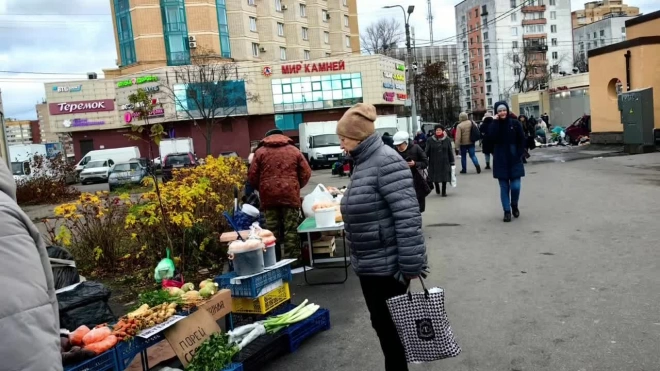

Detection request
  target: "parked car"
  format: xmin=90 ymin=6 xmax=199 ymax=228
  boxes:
xmin=564 ymin=115 xmax=591 ymax=145
xmin=80 ymin=159 xmax=115 ymax=185
xmin=108 ymin=160 xmax=148 ymax=191
xmin=162 ymin=152 xmax=197 ymax=183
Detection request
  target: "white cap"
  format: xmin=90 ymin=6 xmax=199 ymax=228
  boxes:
xmin=392 ymin=131 xmax=409 ymax=145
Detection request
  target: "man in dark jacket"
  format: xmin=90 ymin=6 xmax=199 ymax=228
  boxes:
xmin=382 ymin=132 xmax=394 ymax=148
xmin=393 ymin=131 xmax=429 ymax=212
xmin=479 ymin=112 xmax=495 ymax=169
xmin=249 ymin=129 xmax=312 ymax=258
xmin=337 ymin=103 xmax=427 ymax=371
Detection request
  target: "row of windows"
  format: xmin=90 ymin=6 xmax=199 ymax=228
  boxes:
xmin=510 ymin=0 xmax=557 ymax=8
xmin=252 ymin=0 xmax=349 ymax=22
xmin=251 ymin=35 xmax=350 ymax=59
xmin=271 ymin=73 xmax=363 ymax=110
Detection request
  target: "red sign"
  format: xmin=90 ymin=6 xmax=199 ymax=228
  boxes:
xmin=282 ymin=61 xmax=345 ymax=74
xmin=49 ymin=99 xmax=115 ymax=115
xmin=262 ymin=66 xmax=273 ymax=76
xmin=397 ymin=93 xmax=407 ymax=100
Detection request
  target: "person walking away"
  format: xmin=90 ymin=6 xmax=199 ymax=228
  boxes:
xmin=541 ymin=112 xmax=550 ymax=128
xmin=518 ymin=115 xmax=534 ymax=163
xmin=487 ymin=102 xmax=526 ymax=222
xmin=382 ymin=132 xmax=394 ymax=148
xmin=249 ymin=129 xmax=312 ymax=258
xmin=454 ymin=112 xmax=482 ymax=174
xmin=425 ymin=124 xmax=455 ymax=196
xmin=0 ymin=161 xmax=62 ymax=371
xmin=414 ymin=130 xmax=427 ymax=150
xmin=393 ymin=131 xmax=429 ymax=212
xmin=479 ymin=113 xmax=495 ymax=170
xmin=336 ymin=103 xmax=427 ymax=371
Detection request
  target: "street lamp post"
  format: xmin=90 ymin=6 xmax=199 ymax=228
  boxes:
xmin=383 ymin=4 xmax=418 ymax=133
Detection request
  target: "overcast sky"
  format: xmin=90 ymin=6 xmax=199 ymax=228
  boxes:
xmin=0 ymin=0 xmax=656 ymax=120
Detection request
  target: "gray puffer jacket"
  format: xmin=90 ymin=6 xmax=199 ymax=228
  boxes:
xmin=0 ymin=161 xmax=61 ymax=371
xmin=340 ymin=133 xmax=427 ymax=277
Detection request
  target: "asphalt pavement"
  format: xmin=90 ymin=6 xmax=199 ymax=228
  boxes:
xmin=264 ymin=151 xmax=660 ymax=371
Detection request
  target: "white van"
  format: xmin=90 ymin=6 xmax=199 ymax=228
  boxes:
xmin=75 ymin=147 xmax=140 ymax=174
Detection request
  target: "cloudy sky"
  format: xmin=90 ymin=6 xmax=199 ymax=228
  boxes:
xmin=0 ymin=0 xmax=656 ymax=120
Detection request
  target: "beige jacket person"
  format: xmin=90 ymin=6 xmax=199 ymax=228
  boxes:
xmin=454 ymin=112 xmax=475 ymax=147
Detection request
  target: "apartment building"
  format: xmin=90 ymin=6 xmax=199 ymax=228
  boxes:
xmin=572 ymin=0 xmax=639 ymax=29
xmin=455 ymin=0 xmax=573 ymax=114
xmin=36 ymin=103 xmax=74 ymax=154
xmin=388 ymin=45 xmax=460 ymax=85
xmin=4 ymin=120 xmax=34 ymax=145
xmin=573 ymin=15 xmax=636 ymax=71
xmin=105 ymin=0 xmax=360 ymax=77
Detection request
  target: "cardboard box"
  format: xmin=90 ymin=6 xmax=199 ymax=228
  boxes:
xmin=165 ymin=309 xmax=221 ymax=366
xmin=198 ymin=289 xmax=232 ymax=321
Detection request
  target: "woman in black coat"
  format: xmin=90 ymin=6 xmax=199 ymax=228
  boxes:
xmin=393 ymin=131 xmax=429 ymax=212
xmin=479 ymin=113 xmax=495 ymax=170
xmin=425 ymin=124 xmax=454 ymax=197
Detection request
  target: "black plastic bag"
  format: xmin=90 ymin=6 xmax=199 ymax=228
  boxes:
xmin=57 ymin=281 xmax=116 ymax=331
xmin=47 ymin=245 xmax=80 ymax=290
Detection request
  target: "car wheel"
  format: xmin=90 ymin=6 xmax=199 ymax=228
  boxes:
xmin=81 ymin=181 xmax=87 ymax=185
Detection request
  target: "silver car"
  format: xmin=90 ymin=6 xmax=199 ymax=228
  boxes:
xmin=108 ymin=160 xmax=148 ymax=191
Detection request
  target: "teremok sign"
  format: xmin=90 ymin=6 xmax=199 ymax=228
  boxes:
xmin=49 ymin=99 xmax=115 ymax=115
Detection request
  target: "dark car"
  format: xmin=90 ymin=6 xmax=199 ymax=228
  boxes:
xmin=162 ymin=152 xmax=197 ymax=182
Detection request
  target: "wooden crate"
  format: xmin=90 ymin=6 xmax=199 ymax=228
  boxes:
xmin=312 ymin=236 xmax=336 ymax=257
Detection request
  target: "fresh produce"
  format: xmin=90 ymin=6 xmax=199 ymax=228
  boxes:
xmin=182 ymin=290 xmax=201 ymax=304
xmin=128 ymin=304 xmax=150 ymax=319
xmin=137 ymin=289 xmax=181 ymax=308
xmin=82 ymin=326 xmax=111 ymax=346
xmin=84 ymin=334 xmax=118 ymax=355
xmin=181 ymin=282 xmax=195 ymax=292
xmin=111 ymin=317 xmax=140 ymax=341
xmin=166 ymin=287 xmax=185 ymax=297
xmin=185 ymin=333 xmax=238 ymax=371
xmin=69 ymin=325 xmax=90 ymax=346
xmin=199 ymin=282 xmax=219 ymax=299
xmin=262 ymin=300 xmax=320 ymax=334
xmin=227 ymin=323 xmax=266 ymax=350
xmin=198 ymin=279 xmax=213 ymax=289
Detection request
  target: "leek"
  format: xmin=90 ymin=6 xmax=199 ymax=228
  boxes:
xmin=261 ymin=300 xmax=320 ymax=334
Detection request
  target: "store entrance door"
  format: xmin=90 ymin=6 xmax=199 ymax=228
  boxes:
xmin=80 ymin=139 xmax=94 ymax=158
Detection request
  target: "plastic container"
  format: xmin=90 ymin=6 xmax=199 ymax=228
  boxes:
xmin=263 ymin=243 xmax=277 ymax=267
xmin=241 ymin=204 xmax=260 ymax=218
xmin=284 ymin=307 xmax=331 ymax=352
xmin=314 ymin=208 xmax=336 ymax=228
xmin=216 ymin=264 xmax=292 ymax=297
xmin=232 ymin=282 xmax=291 ymax=314
xmin=229 ymin=240 xmax=265 ymax=277
xmin=233 ymin=332 xmax=289 ymax=371
xmin=64 ymin=348 xmax=117 ymax=371
xmin=114 ymin=332 xmax=165 ymax=370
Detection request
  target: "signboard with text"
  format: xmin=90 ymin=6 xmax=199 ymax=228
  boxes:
xmin=117 ymin=76 xmax=160 ymax=88
xmin=49 ymin=99 xmax=115 ymax=115
xmin=282 ymin=61 xmax=345 ymax=74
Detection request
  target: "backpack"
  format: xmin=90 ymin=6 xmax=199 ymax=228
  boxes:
xmin=470 ymin=121 xmax=481 ymax=142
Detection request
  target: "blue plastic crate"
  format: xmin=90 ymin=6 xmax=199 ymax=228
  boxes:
xmin=64 ymin=348 xmax=118 ymax=371
xmin=223 ymin=363 xmax=244 ymax=371
xmin=215 ymin=264 xmax=292 ymax=297
xmin=114 ymin=332 xmax=165 ymax=370
xmin=284 ymin=307 xmax=331 ymax=352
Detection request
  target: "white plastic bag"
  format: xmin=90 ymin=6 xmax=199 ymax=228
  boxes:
xmin=302 ymin=184 xmax=334 ymax=218
xmin=451 ymin=166 xmax=457 ymax=188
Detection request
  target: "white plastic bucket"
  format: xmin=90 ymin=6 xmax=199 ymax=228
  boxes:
xmin=263 ymin=242 xmax=277 ymax=267
xmin=241 ymin=204 xmax=260 ymax=218
xmin=315 ymin=208 xmax=336 ymax=228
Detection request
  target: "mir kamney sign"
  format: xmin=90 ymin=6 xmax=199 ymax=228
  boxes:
xmin=282 ymin=61 xmax=345 ymax=74
xmin=49 ymin=99 xmax=115 ymax=115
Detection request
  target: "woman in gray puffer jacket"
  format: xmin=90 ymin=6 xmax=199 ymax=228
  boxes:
xmin=337 ymin=103 xmax=428 ymax=371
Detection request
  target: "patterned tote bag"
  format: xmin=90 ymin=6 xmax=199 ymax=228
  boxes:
xmin=386 ymin=278 xmax=461 ymax=363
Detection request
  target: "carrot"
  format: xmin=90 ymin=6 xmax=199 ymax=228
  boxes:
xmin=69 ymin=325 xmax=91 ymax=346
xmin=84 ymin=335 xmax=118 ymax=355
xmin=82 ymin=326 xmax=111 ymax=345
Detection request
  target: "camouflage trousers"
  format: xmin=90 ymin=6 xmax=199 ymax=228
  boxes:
xmin=264 ymin=207 xmax=302 ymax=259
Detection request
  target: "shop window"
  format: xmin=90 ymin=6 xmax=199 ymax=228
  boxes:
xmin=271 ymin=73 xmax=363 ymax=112
xmin=275 ymin=113 xmax=303 ymax=131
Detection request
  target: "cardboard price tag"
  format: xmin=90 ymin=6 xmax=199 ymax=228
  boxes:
xmin=164 ymin=309 xmax=221 ymax=366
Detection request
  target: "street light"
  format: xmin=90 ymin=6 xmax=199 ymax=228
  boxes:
xmin=383 ymin=4 xmax=418 ymax=133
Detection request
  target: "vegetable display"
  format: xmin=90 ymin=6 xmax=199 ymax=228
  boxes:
xmin=67 ymin=325 xmax=117 ymax=356
xmin=185 ymin=333 xmax=239 ymax=371
xmin=137 ymin=289 xmax=181 ymax=308
xmin=262 ymin=300 xmax=320 ymax=334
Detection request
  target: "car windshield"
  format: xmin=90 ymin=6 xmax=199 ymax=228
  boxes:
xmin=11 ymin=162 xmax=24 ymax=176
xmin=86 ymin=160 xmax=107 ymax=168
xmin=114 ymin=163 xmax=141 ymax=172
xmin=166 ymin=155 xmax=191 ymax=166
xmin=311 ymin=134 xmax=340 ymax=148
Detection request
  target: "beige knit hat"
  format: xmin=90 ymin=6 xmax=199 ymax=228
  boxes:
xmin=459 ymin=112 xmax=469 ymax=121
xmin=336 ymin=103 xmax=377 ymax=141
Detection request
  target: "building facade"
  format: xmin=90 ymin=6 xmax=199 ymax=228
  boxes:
xmin=455 ymin=0 xmax=573 ymax=114
xmin=572 ymin=0 xmax=639 ymax=29
xmin=573 ymin=15 xmax=635 ymax=72
xmin=105 ymin=0 xmax=360 ymax=77
xmin=4 ymin=120 xmax=34 ymax=145
xmin=46 ymin=54 xmax=405 ymax=159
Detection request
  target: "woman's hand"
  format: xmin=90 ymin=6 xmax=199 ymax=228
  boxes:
xmin=407 ymin=160 xmax=415 ymax=168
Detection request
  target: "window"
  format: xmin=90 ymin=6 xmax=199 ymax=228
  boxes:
xmin=275 ymin=0 xmax=282 ymax=11
xmin=280 ymin=47 xmax=286 ymax=60
xmin=483 ymin=32 xmax=488 ymax=40
xmin=480 ymin=99 xmax=485 ymax=107
xmin=511 ymin=0 xmax=516 ymax=8
xmin=465 ymin=89 xmax=471 ymax=96
xmin=512 ymin=40 xmax=518 ymax=48
xmin=485 ymin=59 xmax=490 ymax=67
xmin=477 ymin=35 xmax=480 ymax=43
xmin=550 ymin=11 xmax=556 ymax=19
xmin=549 ymin=0 xmax=555 ymax=4
xmin=302 ymin=27 xmax=308 ymax=40
xmin=479 ymin=74 xmax=483 ymax=81
xmin=552 ymin=51 xmax=558 ymax=59
xmin=345 ymin=35 xmax=350 ymax=47
xmin=593 ymin=32 xmax=597 ymax=38
xmin=469 ymin=50 xmax=473 ymax=58
xmin=324 ymin=31 xmax=329 ymax=44
xmin=249 ymin=16 xmax=257 ymax=31
xmin=484 ymin=44 xmax=489 ymax=53
xmin=514 ymin=68 xmax=521 ymax=76
xmin=600 ymin=29 xmax=605 ymax=37
xmin=600 ymin=39 xmax=605 ymax=46
xmin=251 ymin=43 xmax=259 ymax=57
xmin=464 ymin=65 xmax=468 ymax=72
xmin=271 ymin=72 xmax=363 ymax=112
xmin=463 ymin=41 xmax=467 ymax=48
xmin=473 ymin=88 xmax=477 ymax=94
xmin=551 ymin=25 xmax=557 ymax=33
xmin=343 ymin=0 xmax=347 ymax=6
xmin=326 ymin=52 xmax=332 ymax=57
xmin=621 ymin=27 xmax=626 ymax=34
xmin=344 ymin=15 xmax=349 ymax=27
xmin=467 ymin=102 xmax=472 ymax=110
xmin=465 ymin=77 xmax=469 ymax=84
xmin=300 ymin=4 xmax=306 ymax=17
xmin=470 ymin=37 xmax=473 ymax=45
xmin=487 ymin=84 xmax=492 ymax=92
xmin=511 ymin=13 xmax=517 ymax=22
xmin=482 ymin=5 xmax=488 ymax=14
xmin=511 ymin=27 xmax=518 ymax=36
xmin=472 ymin=75 xmax=476 ymax=83
xmin=488 ymin=98 xmax=492 ymax=106
xmin=587 ymin=42 xmax=591 ymax=49
xmin=304 ymin=50 xmax=310 ymax=60
xmin=322 ymin=10 xmax=328 ymax=22
xmin=480 ymin=87 xmax=484 ymax=93
xmin=478 ymin=62 xmax=482 ymax=68
xmin=247 ymin=0 xmax=255 ymax=5
xmin=277 ymin=22 xmax=284 ymax=36
xmin=551 ymin=38 xmax=557 ymax=46
xmin=477 ymin=49 xmax=481 ymax=56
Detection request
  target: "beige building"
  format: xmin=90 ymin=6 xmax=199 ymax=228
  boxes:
xmin=572 ymin=0 xmax=639 ymax=29
xmin=4 ymin=120 xmax=34 ymax=145
xmin=104 ymin=0 xmax=360 ymax=77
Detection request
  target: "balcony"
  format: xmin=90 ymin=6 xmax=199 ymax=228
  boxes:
xmin=522 ymin=18 xmax=547 ymax=25
xmin=523 ymin=33 xmax=547 ymax=39
xmin=524 ymin=44 xmax=548 ymax=52
xmin=529 ymin=59 xmax=549 ymax=66
xmin=521 ymin=5 xmax=546 ymax=12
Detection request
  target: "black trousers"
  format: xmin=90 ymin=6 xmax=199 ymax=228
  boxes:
xmin=359 ymin=275 xmax=409 ymax=371
xmin=434 ymin=182 xmax=447 ymax=195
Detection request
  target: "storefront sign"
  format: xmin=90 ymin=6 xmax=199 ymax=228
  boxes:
xmin=282 ymin=61 xmax=345 ymax=74
xmin=392 ymin=73 xmax=405 ymax=81
xmin=62 ymin=118 xmax=106 ymax=128
xmin=383 ymin=82 xmax=394 ymax=89
xmin=52 ymin=85 xmax=82 ymax=93
xmin=120 ymin=98 xmax=159 ymax=111
xmin=394 ymin=83 xmax=405 ymax=90
xmin=396 ymin=64 xmax=406 ymax=71
xmin=49 ymin=99 xmax=115 ymax=115
xmin=397 ymin=93 xmax=407 ymax=100
xmin=117 ymin=75 xmax=160 ymax=88
xmin=383 ymin=92 xmax=395 ymax=102
xmin=124 ymin=108 xmax=166 ymax=123
xmin=383 ymin=72 xmax=393 ymax=78
xmin=144 ymin=85 xmax=160 ymax=93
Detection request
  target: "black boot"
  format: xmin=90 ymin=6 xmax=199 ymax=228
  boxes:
xmin=485 ymin=162 xmax=491 ymax=170
xmin=435 ymin=182 xmax=440 ymax=195
xmin=512 ymin=204 xmax=520 ymax=218
xmin=476 ymin=165 xmax=482 ymax=174
xmin=503 ymin=211 xmax=512 ymax=222
xmin=441 ymin=182 xmax=447 ymax=197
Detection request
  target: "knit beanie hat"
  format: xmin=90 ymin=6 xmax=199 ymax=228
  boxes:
xmin=265 ymin=128 xmax=283 ymax=137
xmin=459 ymin=112 xmax=469 ymax=121
xmin=336 ymin=103 xmax=377 ymax=141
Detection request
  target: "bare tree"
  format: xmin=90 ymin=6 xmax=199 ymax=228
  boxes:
xmin=159 ymin=48 xmax=258 ymax=155
xmin=506 ymin=50 xmax=553 ymax=93
xmin=414 ymin=61 xmax=461 ymax=124
xmin=573 ymin=52 xmax=589 ymax=73
xmin=360 ymin=18 xmax=402 ymax=55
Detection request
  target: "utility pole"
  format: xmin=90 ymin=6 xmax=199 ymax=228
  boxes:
xmin=427 ymin=0 xmax=433 ymax=46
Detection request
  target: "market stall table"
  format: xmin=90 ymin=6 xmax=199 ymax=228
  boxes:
xmin=297 ymin=217 xmax=350 ymax=285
